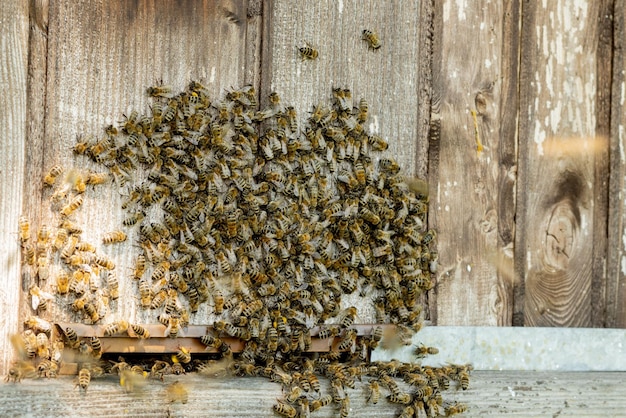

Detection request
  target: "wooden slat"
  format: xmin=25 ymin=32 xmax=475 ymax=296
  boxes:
xmin=0 ymin=372 xmax=624 ymax=417
xmin=429 ymin=0 xmax=513 ymax=325
xmin=0 ymin=0 xmax=30 ymax=376
xmin=38 ymin=0 xmax=256 ymax=328
xmin=607 ymin=0 xmax=626 ymax=327
xmin=515 ymin=1 xmax=606 ymax=326
xmin=262 ymin=0 xmax=428 ymax=323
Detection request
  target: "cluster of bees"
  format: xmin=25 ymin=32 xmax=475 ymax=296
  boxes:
xmin=298 ymin=29 xmax=382 ymax=60
xmin=10 ymin=79 xmax=470 ymax=417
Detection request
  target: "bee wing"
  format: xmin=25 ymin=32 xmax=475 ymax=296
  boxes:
xmin=31 ymin=294 xmax=41 ymax=310
xmin=127 ymin=325 xmax=137 ymax=338
xmin=164 ymin=322 xmax=172 ymax=338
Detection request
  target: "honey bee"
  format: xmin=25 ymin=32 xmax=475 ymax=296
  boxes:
xmin=445 ymin=402 xmax=468 ymax=415
xmin=103 ymin=320 xmax=129 ymax=336
xmin=35 ymin=332 xmax=50 ymax=358
xmin=86 ymin=171 xmax=110 ymax=185
xmin=60 ymin=195 xmax=84 ymax=216
xmin=273 ymin=401 xmax=297 ymax=418
xmin=18 ymin=216 xmax=30 ymax=243
xmin=458 ymin=368 xmax=470 ymax=390
xmin=165 ymin=316 xmax=183 ymax=338
xmin=310 ymin=395 xmax=333 ymax=412
xmin=173 ymin=346 xmax=191 ymax=364
xmin=146 ymin=83 xmax=172 ymax=98
xmin=90 ymin=336 xmax=102 ymax=359
xmin=337 ymin=328 xmax=358 ymax=351
xmin=129 ymin=324 xmax=150 ymax=339
xmin=55 ymin=271 xmax=70 ymax=294
xmin=367 ymin=379 xmax=380 ymax=404
xmin=414 ymin=343 xmax=439 ymax=358
xmin=166 ymin=381 xmax=189 ymax=404
xmin=298 ymin=42 xmax=319 ymax=61
xmin=340 ymin=306 xmax=357 ymax=328
xmin=24 ymin=316 xmax=52 ymax=334
xmin=29 ymin=285 xmax=54 ymax=311
xmin=362 ymin=29 xmax=382 ymax=50
xmin=43 ymin=164 xmax=64 ymax=186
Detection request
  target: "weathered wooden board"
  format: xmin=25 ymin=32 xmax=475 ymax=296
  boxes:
xmin=607 ymin=0 xmax=626 ymax=327
xmin=0 ymin=372 xmax=624 ymax=417
xmin=515 ymin=1 xmax=607 ymax=327
xmin=429 ymin=0 xmax=514 ymax=326
xmin=0 ymin=0 xmax=30 ymax=378
xmin=30 ymin=0 xmax=259 ymax=333
xmin=262 ymin=0 xmax=429 ymax=323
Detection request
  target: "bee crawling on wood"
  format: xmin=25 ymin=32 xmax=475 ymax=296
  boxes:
xmin=298 ymin=41 xmax=319 ymax=61
xmin=362 ymin=29 xmax=382 ymax=50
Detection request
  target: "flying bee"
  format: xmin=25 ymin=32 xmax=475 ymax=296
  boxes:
xmin=60 ymin=195 xmax=84 ymax=217
xmin=43 ymin=164 xmax=63 ymax=186
xmin=128 ymin=324 xmax=150 ymax=339
xmin=75 ymin=367 xmax=91 ymax=393
xmin=362 ymin=29 xmax=382 ymax=50
xmin=166 ymin=381 xmax=189 ymax=404
xmin=103 ymin=320 xmax=129 ymax=336
xmin=298 ymin=41 xmax=319 ymax=60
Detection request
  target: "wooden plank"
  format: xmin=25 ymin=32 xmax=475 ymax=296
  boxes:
xmin=515 ymin=1 xmax=605 ymax=326
xmin=607 ymin=0 xmax=626 ymax=327
xmin=262 ymin=0 xmax=427 ymax=323
xmin=429 ymin=0 xmax=512 ymax=325
xmin=0 ymin=372 xmax=624 ymax=417
xmin=0 ymin=0 xmax=30 ymax=376
xmin=36 ymin=0 xmax=255 ymax=328
xmin=262 ymin=0 xmax=426 ymax=176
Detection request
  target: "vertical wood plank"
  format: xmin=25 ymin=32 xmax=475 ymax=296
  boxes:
xmin=36 ymin=0 xmax=254 ymax=326
xmin=0 ymin=0 xmax=30 ymax=375
xmin=261 ymin=0 xmax=425 ymax=177
xmin=261 ymin=0 xmax=427 ymax=322
xmin=607 ymin=0 xmax=626 ymax=328
xmin=516 ymin=1 xmax=604 ymax=327
xmin=429 ymin=0 xmax=512 ymax=325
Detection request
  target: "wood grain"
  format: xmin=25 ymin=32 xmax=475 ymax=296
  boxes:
xmin=516 ymin=1 xmax=604 ymax=327
xmin=0 ymin=372 xmax=624 ymax=417
xmin=0 ymin=0 xmax=30 ymax=376
xmin=429 ymin=0 xmax=511 ymax=326
xmin=607 ymin=0 xmax=626 ymax=328
xmin=35 ymin=0 xmax=255 ymax=329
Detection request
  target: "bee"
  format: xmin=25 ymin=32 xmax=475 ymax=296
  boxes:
xmin=18 ymin=216 xmax=30 ymax=243
xmin=133 ymin=255 xmax=146 ymax=279
xmin=146 ymin=83 xmax=172 ymax=98
xmin=337 ymin=329 xmax=358 ymax=351
xmin=173 ymin=346 xmax=191 ymax=364
xmin=90 ymin=336 xmax=102 ymax=359
xmin=60 ymin=195 xmax=84 ymax=216
xmin=94 ymin=254 xmax=115 ymax=270
xmin=285 ymin=385 xmax=303 ymax=403
xmin=458 ymin=368 xmax=470 ymax=390
xmin=387 ymin=392 xmax=413 ymax=405
xmin=29 ymin=285 xmax=53 ymax=311
xmin=298 ymin=42 xmax=319 ymax=61
xmin=129 ymin=324 xmax=150 ymax=339
xmin=74 ymin=368 xmax=91 ymax=393
xmin=339 ymin=396 xmax=350 ymax=418
xmin=369 ymin=325 xmax=383 ymax=349
xmin=362 ymin=29 xmax=382 ymax=50
xmin=267 ymin=326 xmax=279 ymax=352
xmin=24 ymin=316 xmax=52 ymax=334
xmin=165 ymin=316 xmax=182 ymax=338
xmin=103 ymin=320 xmax=129 ymax=336
xmin=366 ymin=379 xmax=380 ymax=404
xmin=273 ymin=401 xmax=297 ymax=418
xmin=445 ymin=403 xmax=468 ymax=416
xmin=414 ymin=343 xmax=439 ymax=358
xmin=55 ymin=271 xmax=70 ymax=294
xmin=43 ymin=164 xmax=64 ymax=186
xmin=83 ymin=301 xmax=100 ymax=323
xmin=340 ymin=306 xmax=357 ymax=328
xmin=310 ymin=395 xmax=333 ymax=412
xmin=166 ymin=381 xmax=189 ymax=404
xmin=33 ymin=332 xmax=50 ymax=359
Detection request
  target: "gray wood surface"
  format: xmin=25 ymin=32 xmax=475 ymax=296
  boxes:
xmin=0 ymin=0 xmax=30 ymax=377
xmin=607 ymin=0 xmax=626 ymax=328
xmin=0 ymin=372 xmax=624 ymax=417
xmin=515 ymin=1 xmax=606 ymax=327
xmin=429 ymin=0 xmax=511 ymax=326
